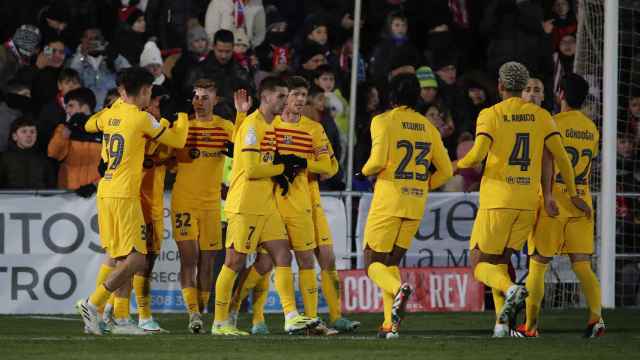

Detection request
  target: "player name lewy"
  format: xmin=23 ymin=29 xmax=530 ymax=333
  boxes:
xmin=502 ymin=114 xmax=535 ymax=122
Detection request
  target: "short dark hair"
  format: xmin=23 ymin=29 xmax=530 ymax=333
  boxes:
xmin=213 ymin=29 xmax=234 ymax=45
xmin=65 ymin=87 xmax=97 ymax=112
xmin=308 ymin=84 xmax=324 ymax=98
xmin=314 ymin=64 xmax=334 ymax=79
xmin=58 ymin=68 xmax=80 ymax=84
xmin=45 ymin=35 xmax=65 ymax=46
xmin=10 ymin=116 xmax=36 ymax=134
xmin=193 ymin=78 xmax=217 ymax=92
xmin=117 ymin=67 xmax=154 ymax=97
xmin=259 ymin=76 xmax=287 ymax=97
xmin=286 ymin=76 xmax=309 ymax=91
xmin=388 ymin=73 xmax=421 ymax=109
xmin=560 ymin=73 xmax=590 ymax=109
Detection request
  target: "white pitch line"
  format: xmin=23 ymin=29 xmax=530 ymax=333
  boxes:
xmin=26 ymin=316 xmax=77 ymax=321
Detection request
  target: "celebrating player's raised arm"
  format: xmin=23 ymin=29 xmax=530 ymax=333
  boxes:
xmin=428 ymin=130 xmax=453 ymax=190
xmin=457 ymin=109 xmax=493 ymax=169
xmin=361 ymin=114 xmax=389 ymax=176
xmin=142 ymin=112 xmax=189 ymax=149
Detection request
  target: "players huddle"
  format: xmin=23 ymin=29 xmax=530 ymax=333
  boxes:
xmin=77 ymin=61 xmax=604 ymax=339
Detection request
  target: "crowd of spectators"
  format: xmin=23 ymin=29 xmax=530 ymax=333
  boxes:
xmin=0 ymin=0 xmax=587 ymax=193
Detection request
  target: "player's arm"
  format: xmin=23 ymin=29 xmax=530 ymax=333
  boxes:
xmin=361 ymin=117 xmax=389 ymax=176
xmin=145 ymin=112 xmax=189 ymax=149
xmin=545 ymin=133 xmax=577 ymax=197
xmin=84 ymin=107 xmax=109 ymax=133
xmin=429 ymin=132 xmax=454 ymax=190
xmin=541 ymin=147 xmax=559 ymax=216
xmin=243 ymin=150 xmax=284 ymax=179
xmin=307 ymin=128 xmax=333 ymax=175
xmin=457 ymin=109 xmax=494 ymax=169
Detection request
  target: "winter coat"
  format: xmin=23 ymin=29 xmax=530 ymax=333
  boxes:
xmin=0 ymin=147 xmax=55 ymax=189
xmin=68 ymin=49 xmax=117 ymax=110
xmin=0 ymin=102 xmax=21 ymax=152
xmin=47 ymin=123 xmax=102 ymax=190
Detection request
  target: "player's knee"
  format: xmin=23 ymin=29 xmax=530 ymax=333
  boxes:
xmin=254 ymin=256 xmax=274 ymax=274
xmin=272 ymin=250 xmax=292 ymax=267
xmin=224 ymin=252 xmax=246 ymax=272
xmin=296 ymin=251 xmax=316 ymax=269
xmin=318 ymin=248 xmax=335 ymax=270
xmin=180 ymin=254 xmax=198 ymax=269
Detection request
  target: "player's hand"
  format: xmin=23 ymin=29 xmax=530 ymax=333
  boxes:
xmin=234 ymin=89 xmax=252 ymax=113
xmin=571 ymin=196 xmax=592 ymax=219
xmin=221 ymin=141 xmax=234 ymax=157
xmin=272 ymin=174 xmax=289 ymax=195
xmin=282 ymin=161 xmax=301 ymax=183
xmin=75 ymin=183 xmax=97 ymax=198
xmin=544 ymin=196 xmax=559 ymax=217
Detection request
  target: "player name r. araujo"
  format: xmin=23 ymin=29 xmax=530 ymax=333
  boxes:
xmin=402 ymin=122 xmax=426 ymax=131
xmin=565 ymin=128 xmax=595 ymax=140
xmin=502 ymin=114 xmax=535 ymax=122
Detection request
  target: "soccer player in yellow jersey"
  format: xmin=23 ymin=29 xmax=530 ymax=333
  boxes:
xmin=212 ymin=76 xmax=319 ymax=336
xmin=76 ymin=67 xmax=188 ymax=335
xmin=171 ymin=79 xmax=235 ymax=333
xmin=455 ymin=62 xmax=590 ymax=337
xmin=516 ymin=74 xmax=604 ymax=338
xmin=362 ymin=74 xmax=453 ymax=339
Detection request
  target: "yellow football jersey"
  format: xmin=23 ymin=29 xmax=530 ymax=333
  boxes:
xmin=273 ymin=115 xmax=333 ymax=218
xmin=224 ymin=110 xmax=284 ymax=215
xmin=551 ymin=110 xmax=599 ymax=217
xmin=85 ymin=101 xmax=188 ymax=198
xmin=471 ymin=97 xmax=560 ymax=210
xmin=140 ymin=124 xmax=172 ymax=222
xmin=172 ymin=117 xmax=234 ymax=209
xmin=362 ymin=106 xmax=451 ymax=219
xmin=308 ymin=140 xmax=339 ymax=206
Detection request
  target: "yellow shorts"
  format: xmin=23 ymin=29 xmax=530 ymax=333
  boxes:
xmin=172 ymin=207 xmax=222 ymax=251
xmin=226 ymin=212 xmax=287 ymax=254
xmin=145 ymin=219 xmax=164 ymax=254
xmin=470 ymin=209 xmax=536 ymax=255
xmin=364 ymin=212 xmax=420 ymax=253
xmin=528 ymin=214 xmax=594 ymax=257
xmin=312 ymin=202 xmax=333 ymax=247
xmin=283 ymin=215 xmax=316 ymax=252
xmin=97 ymin=197 xmax=147 ymax=258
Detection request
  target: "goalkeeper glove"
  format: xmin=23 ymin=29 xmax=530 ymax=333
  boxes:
xmin=272 ymin=174 xmax=289 ymax=196
xmin=221 ymin=141 xmax=234 ymax=157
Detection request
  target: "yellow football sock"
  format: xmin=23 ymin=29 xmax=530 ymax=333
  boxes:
xmin=321 ymin=270 xmax=341 ymax=322
xmin=474 ymin=262 xmax=513 ymax=293
xmin=214 ymin=265 xmax=237 ymax=323
xmin=199 ymin=291 xmax=211 ymax=313
xmin=572 ymin=261 xmax=602 ymax=322
xmin=274 ymin=266 xmax=297 ymax=315
xmin=181 ymin=287 xmax=199 ymax=315
xmin=492 ymin=264 xmax=508 ymax=323
xmin=230 ymin=266 xmax=263 ymax=313
xmin=89 ymin=284 xmax=113 ymax=308
xmin=133 ymin=275 xmax=151 ymax=320
xmin=114 ymin=296 xmax=130 ymax=320
xmin=95 ymin=264 xmax=114 ymax=313
xmin=525 ymin=259 xmax=548 ymax=330
xmin=367 ymin=262 xmax=401 ymax=295
xmin=298 ymin=269 xmax=318 ymax=318
xmin=252 ymin=272 xmax=270 ymax=325
xmin=382 ymin=290 xmax=393 ymax=328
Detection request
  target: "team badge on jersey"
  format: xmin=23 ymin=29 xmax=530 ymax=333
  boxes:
xmin=142 ymin=157 xmax=154 ymax=169
xmin=245 ymin=126 xmax=257 ymax=146
xmin=189 ymin=147 xmax=201 ymax=159
xmin=283 ymin=134 xmax=293 ymax=145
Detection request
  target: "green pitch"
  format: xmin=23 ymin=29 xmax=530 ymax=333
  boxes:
xmin=1 ymin=310 xmax=638 ymax=360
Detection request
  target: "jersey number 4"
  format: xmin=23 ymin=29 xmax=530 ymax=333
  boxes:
xmin=509 ymin=133 xmax=531 ymax=171
xmin=394 ymin=140 xmax=431 ymax=181
xmin=103 ymin=133 xmax=125 ymax=170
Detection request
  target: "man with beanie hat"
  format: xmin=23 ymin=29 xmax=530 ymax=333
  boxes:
xmin=297 ymin=41 xmax=326 ymax=81
xmin=171 ymin=25 xmax=212 ymax=109
xmin=455 ymin=61 xmax=591 ymax=337
xmin=0 ymin=24 xmax=41 ymax=89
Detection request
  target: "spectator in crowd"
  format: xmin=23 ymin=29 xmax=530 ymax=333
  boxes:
xmin=205 ymin=0 xmax=266 ymax=49
xmin=416 ymin=66 xmax=439 ymax=112
xmin=424 ymin=101 xmax=456 ymax=156
xmin=549 ymin=0 xmax=577 ymax=50
xmin=36 ymin=68 xmax=81 ymax=154
xmin=104 ymin=87 xmax=120 ymax=108
xmin=627 ymin=94 xmax=640 ymax=139
xmin=233 ymin=29 xmax=258 ymax=74
xmin=38 ymin=4 xmax=73 ymax=49
xmin=0 ymin=116 xmax=54 ymax=189
xmin=171 ymin=25 xmax=211 ymax=108
xmin=254 ymin=5 xmax=291 ymax=85
xmin=298 ymin=13 xmax=329 ymax=48
xmin=353 ymin=82 xmax=380 ymax=191
xmin=69 ymin=28 xmax=117 ymax=109
xmin=0 ymin=24 xmax=41 ymax=90
xmin=314 ymin=64 xmax=348 ymax=151
xmin=140 ymin=41 xmax=169 ymax=87
xmin=31 ymin=36 xmax=67 ymax=112
xmin=331 ymin=32 xmax=367 ymax=93
xmin=109 ymin=8 xmax=150 ymax=70
xmin=552 ymin=34 xmax=576 ymax=110
xmin=297 ymin=41 xmax=327 ymax=81
xmin=145 ymin=0 xmax=201 ymax=51
xmin=462 ymin=77 xmax=492 ymax=136
xmin=0 ymin=81 xmax=31 ymax=152
xmin=369 ymin=11 xmax=414 ymax=87
xmin=48 ymin=87 xmax=102 ymax=196
xmin=444 ymin=133 xmax=482 ymax=192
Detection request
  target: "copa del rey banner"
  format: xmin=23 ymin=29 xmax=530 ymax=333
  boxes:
xmin=339 ymin=268 xmax=484 ymax=313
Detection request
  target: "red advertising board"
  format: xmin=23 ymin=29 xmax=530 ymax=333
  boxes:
xmin=339 ymin=268 xmax=484 ymax=313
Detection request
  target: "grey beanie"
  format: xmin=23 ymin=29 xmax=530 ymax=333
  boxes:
xmin=498 ymin=61 xmax=530 ymax=91
xmin=12 ymin=24 xmax=41 ymax=57
xmin=187 ymin=25 xmax=209 ymax=45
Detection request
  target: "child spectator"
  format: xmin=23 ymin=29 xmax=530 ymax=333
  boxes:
xmin=370 ymin=11 xmax=414 ymax=86
xmin=549 ymin=0 xmax=577 ymax=50
xmin=297 ymin=41 xmax=327 ymax=81
xmin=416 ymin=66 xmax=439 ymax=110
xmin=314 ymin=64 xmax=348 ymax=152
xmin=0 ymin=117 xmax=54 ymax=189
xmin=553 ymin=34 xmax=576 ymax=109
xmin=140 ymin=40 xmax=169 ymax=87
xmin=233 ymin=29 xmax=257 ymax=74
xmin=254 ymin=5 xmax=291 ymax=85
xmin=47 ymin=87 xmax=102 ymax=196
xmin=0 ymin=81 xmax=31 ymax=152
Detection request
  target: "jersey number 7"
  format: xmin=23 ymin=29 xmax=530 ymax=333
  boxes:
xmin=394 ymin=140 xmax=431 ymax=181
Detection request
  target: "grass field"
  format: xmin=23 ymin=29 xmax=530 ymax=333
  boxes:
xmin=1 ymin=310 xmax=638 ymax=360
